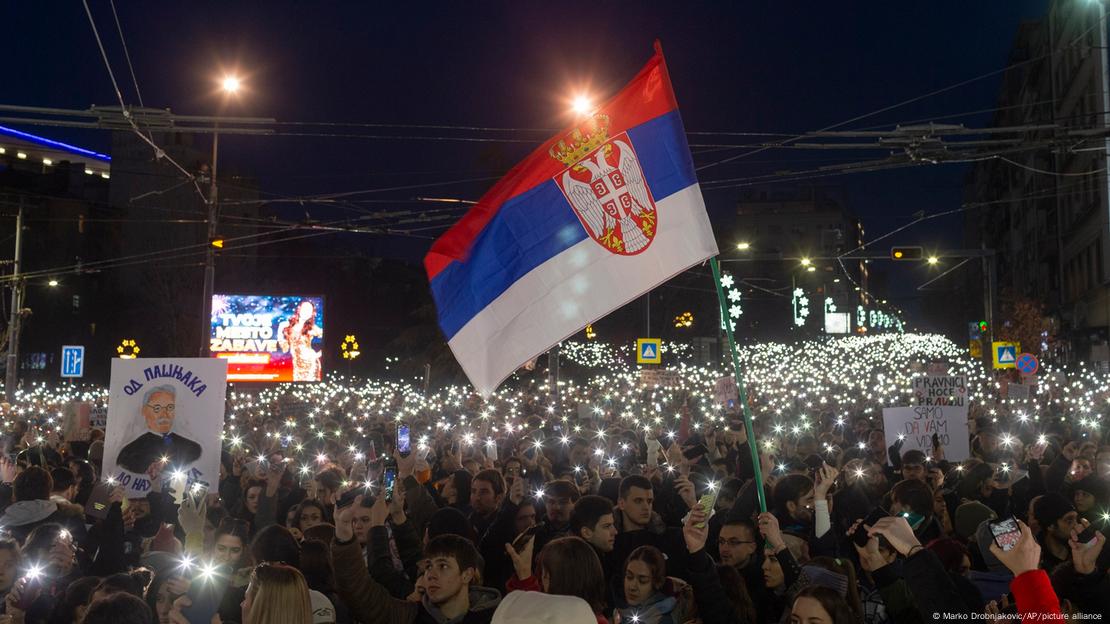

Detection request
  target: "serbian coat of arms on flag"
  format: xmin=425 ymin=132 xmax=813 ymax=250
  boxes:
xmin=425 ymin=43 xmax=718 ymax=396
xmin=552 ymin=121 xmax=658 ymax=256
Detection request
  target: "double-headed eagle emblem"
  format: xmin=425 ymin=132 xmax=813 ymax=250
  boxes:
xmin=551 ymin=115 xmax=658 ymax=255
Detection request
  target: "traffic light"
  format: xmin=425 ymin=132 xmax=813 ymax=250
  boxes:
xmin=978 ymin=320 xmax=988 ymax=333
xmin=890 ymin=246 xmax=923 ymax=260
xmin=210 ymin=237 xmax=225 ymax=249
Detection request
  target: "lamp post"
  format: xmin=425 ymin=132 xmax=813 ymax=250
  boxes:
xmin=199 ymin=75 xmax=242 ymax=356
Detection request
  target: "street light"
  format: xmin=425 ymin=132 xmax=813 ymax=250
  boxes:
xmin=571 ymin=95 xmax=593 ymax=116
xmin=221 ymin=75 xmax=241 ymax=93
xmin=200 ymin=72 xmax=245 ymax=356
xmin=800 ymin=257 xmax=812 ymax=267
xmin=47 ymin=279 xmax=58 ymax=287
xmin=737 ymin=242 xmax=751 ymax=251
xmin=927 ymin=256 xmax=939 ymax=265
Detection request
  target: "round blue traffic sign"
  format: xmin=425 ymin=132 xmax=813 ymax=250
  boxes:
xmin=1015 ymin=353 xmax=1038 ymax=374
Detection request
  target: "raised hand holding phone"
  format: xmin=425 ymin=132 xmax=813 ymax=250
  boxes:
xmin=1070 ymin=528 xmax=1106 ymax=574
xmin=988 ymin=519 xmax=1040 ymax=577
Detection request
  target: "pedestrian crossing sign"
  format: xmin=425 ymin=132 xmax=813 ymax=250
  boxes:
xmin=992 ymin=341 xmax=1020 ymax=369
xmin=637 ymin=338 xmax=662 ymax=364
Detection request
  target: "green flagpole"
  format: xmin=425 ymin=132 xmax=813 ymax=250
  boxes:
xmin=709 ymin=257 xmax=768 ymax=513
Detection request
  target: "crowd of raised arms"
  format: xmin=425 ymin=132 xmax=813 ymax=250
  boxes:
xmin=0 ymin=361 xmax=1106 ymax=624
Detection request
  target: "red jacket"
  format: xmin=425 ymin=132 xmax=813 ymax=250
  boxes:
xmin=1011 ymin=569 xmax=1061 ymax=623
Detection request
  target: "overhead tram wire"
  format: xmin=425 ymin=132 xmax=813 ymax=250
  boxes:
xmin=80 ymin=0 xmax=208 ymax=206
xmin=0 ymin=201 xmax=455 ymax=285
xmin=693 ymin=18 xmax=1107 ymax=174
xmin=107 ymin=0 xmax=152 ymax=144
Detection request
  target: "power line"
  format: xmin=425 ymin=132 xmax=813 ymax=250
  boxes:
xmin=694 ymin=18 xmax=1106 ymax=174
xmin=108 ymin=0 xmax=148 ymax=132
xmin=80 ymin=0 xmax=208 ymax=205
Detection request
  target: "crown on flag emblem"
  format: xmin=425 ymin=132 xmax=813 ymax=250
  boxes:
xmin=549 ymin=114 xmax=611 ymax=167
xmin=553 ymin=122 xmax=658 ymax=256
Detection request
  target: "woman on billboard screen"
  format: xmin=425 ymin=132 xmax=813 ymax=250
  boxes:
xmin=279 ymin=299 xmax=322 ymax=381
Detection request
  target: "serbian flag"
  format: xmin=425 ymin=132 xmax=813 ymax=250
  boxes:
xmin=425 ymin=44 xmax=718 ymax=395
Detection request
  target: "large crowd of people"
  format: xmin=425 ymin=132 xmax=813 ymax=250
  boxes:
xmin=0 ymin=333 xmax=1105 ymax=623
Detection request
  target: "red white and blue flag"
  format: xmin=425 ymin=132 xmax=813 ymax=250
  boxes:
xmin=425 ymin=45 xmax=718 ymax=395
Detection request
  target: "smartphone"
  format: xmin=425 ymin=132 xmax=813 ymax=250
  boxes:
xmin=181 ymin=565 xmax=230 ymax=624
xmin=694 ymin=489 xmax=719 ymax=529
xmin=15 ymin=572 xmax=43 ymax=611
xmin=397 ymin=424 xmax=411 ymax=457
xmin=989 ymin=517 xmax=1022 ymax=552
xmin=853 ymin=507 xmax=889 ymax=547
xmin=336 ymin=488 xmax=361 ymax=509
xmin=1075 ymin=525 xmax=1097 ymax=545
xmin=381 ymin=465 xmax=398 ymax=503
xmin=512 ymin=526 xmax=539 ymax=553
xmin=84 ymin=481 xmax=114 ymax=520
xmin=682 ymin=444 xmax=709 ymax=461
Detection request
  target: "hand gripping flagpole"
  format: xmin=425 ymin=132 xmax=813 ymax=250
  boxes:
xmin=709 ymin=257 xmax=768 ymax=513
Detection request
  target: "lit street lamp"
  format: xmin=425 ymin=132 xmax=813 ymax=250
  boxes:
xmin=200 ymin=73 xmax=244 ymax=356
xmin=571 ymin=95 xmax=593 ymax=116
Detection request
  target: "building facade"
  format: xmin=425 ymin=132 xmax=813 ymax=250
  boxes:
xmin=965 ymin=0 xmax=1110 ymax=364
xmin=728 ymin=185 xmax=870 ymax=339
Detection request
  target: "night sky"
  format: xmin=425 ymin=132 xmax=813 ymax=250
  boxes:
xmin=3 ymin=1 xmax=1050 ymax=318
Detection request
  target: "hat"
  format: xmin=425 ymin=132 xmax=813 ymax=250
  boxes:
xmin=925 ymin=538 xmax=968 ymax=574
xmin=427 ymin=507 xmax=477 ymax=543
xmin=1033 ymin=493 xmax=1075 ymax=530
xmin=139 ymin=551 xmax=181 ymax=575
xmin=309 ymin=590 xmax=336 ymax=624
xmin=953 ymin=501 xmax=996 ymax=540
xmin=149 ymin=523 xmax=182 ymax=555
xmin=491 ymin=590 xmax=596 ymax=624
xmin=1072 ymin=475 xmax=1108 ymax=501
xmin=902 ymin=449 xmax=927 ymax=466
xmin=801 ymin=565 xmax=849 ymax=597
xmin=974 ymin=520 xmax=1011 ymax=575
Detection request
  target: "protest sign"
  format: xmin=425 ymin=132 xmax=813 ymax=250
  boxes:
xmin=639 ymin=368 xmax=682 ymax=388
xmin=103 ymin=358 xmax=228 ymax=497
xmin=714 ymin=376 xmax=739 ymax=408
xmin=62 ymin=401 xmax=91 ymax=441
xmin=882 ymin=405 xmax=970 ymax=462
xmin=912 ymin=375 xmax=967 ymax=407
xmin=1008 ymin=383 xmax=1031 ymax=401
xmin=90 ymin=405 xmax=107 ymax=430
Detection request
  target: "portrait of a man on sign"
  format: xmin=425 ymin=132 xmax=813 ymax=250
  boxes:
xmin=103 ymin=358 xmax=227 ymax=497
xmin=115 ymin=384 xmax=202 ymax=473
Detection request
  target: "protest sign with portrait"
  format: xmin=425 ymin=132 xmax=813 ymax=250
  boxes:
xmin=102 ymin=358 xmax=228 ymax=496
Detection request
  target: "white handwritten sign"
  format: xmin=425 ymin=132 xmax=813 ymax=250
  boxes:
xmin=882 ymin=405 xmax=970 ymax=462
xmin=714 ymin=376 xmax=739 ymax=407
xmin=912 ymin=375 xmax=967 ymax=407
xmin=103 ymin=358 xmax=228 ymax=496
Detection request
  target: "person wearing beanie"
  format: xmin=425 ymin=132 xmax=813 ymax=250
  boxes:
xmin=953 ymin=501 xmax=996 ymax=542
xmin=969 ymin=520 xmax=1014 ymax=603
xmin=1032 ymin=493 xmax=1077 ymax=570
xmin=1071 ymin=475 xmax=1107 ymax=523
xmin=148 ymin=522 xmax=182 ymax=555
xmin=427 ymin=506 xmax=478 ymax=544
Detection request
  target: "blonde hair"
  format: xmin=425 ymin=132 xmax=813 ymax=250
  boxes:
xmin=244 ymin=563 xmax=313 ymax=624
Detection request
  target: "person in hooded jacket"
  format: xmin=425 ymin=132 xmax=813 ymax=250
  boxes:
xmin=0 ymin=467 xmax=86 ymax=546
xmin=332 ymin=495 xmax=501 ymax=624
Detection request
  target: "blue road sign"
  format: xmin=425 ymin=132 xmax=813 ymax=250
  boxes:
xmin=1015 ymin=353 xmax=1039 ymax=375
xmin=60 ymin=345 xmax=85 ymax=378
xmin=636 ymin=338 xmax=662 ymax=364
